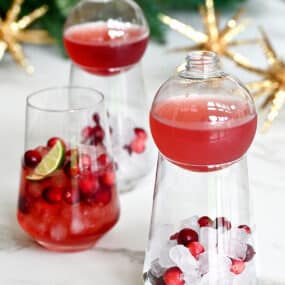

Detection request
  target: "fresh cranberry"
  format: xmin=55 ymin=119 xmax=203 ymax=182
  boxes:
xmin=92 ymin=113 xmax=100 ymax=124
xmin=80 ymin=154 xmax=92 ymax=170
xmin=244 ymin=244 xmax=256 ymax=262
xmin=81 ymin=126 xmax=94 ymax=140
xmin=35 ymin=146 xmax=48 ymax=157
xmin=163 ymin=267 xmax=184 ymax=285
xmin=238 ymin=224 xmax=252 ymax=234
xmin=177 ymin=228 xmax=198 ymax=246
xmin=213 ymin=217 xmax=232 ymax=230
xmin=134 ymin=127 xmax=147 ymax=140
xmin=63 ymin=188 xmax=80 ymax=204
xmin=187 ymin=241 xmax=205 ymax=259
xmin=24 ymin=150 xmax=42 ymax=168
xmin=170 ymin=232 xmax=179 ymax=240
xmin=198 ymin=216 xmax=213 ymax=227
xmin=18 ymin=196 xmax=31 ymax=214
xmin=109 ymin=127 xmax=113 ymax=134
xmin=230 ymin=259 xmax=245 ymax=275
xmin=42 ymin=186 xmax=63 ymax=204
xmin=93 ymin=126 xmax=105 ymax=142
xmin=123 ymin=144 xmax=132 ymax=155
xmin=130 ymin=138 xmax=145 ymax=153
xmin=79 ymin=173 xmax=99 ymax=195
xmin=97 ymin=154 xmax=108 ymax=165
xmin=94 ymin=187 xmax=112 ymax=205
xmin=64 ymin=161 xmax=80 ymax=177
xmin=100 ymin=171 xmax=115 ymax=187
xmin=47 ymin=137 xmax=66 ymax=149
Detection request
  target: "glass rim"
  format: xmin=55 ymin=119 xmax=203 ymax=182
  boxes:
xmin=26 ymin=86 xmax=104 ymax=113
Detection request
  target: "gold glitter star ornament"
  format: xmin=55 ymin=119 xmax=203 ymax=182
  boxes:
xmin=0 ymin=0 xmax=54 ymax=73
xmin=159 ymin=0 xmax=258 ymax=67
xmin=236 ymin=29 xmax=285 ymax=132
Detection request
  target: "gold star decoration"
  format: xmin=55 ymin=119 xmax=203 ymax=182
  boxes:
xmin=0 ymin=0 xmax=54 ymax=73
xmin=159 ymin=0 xmax=258 ymax=68
xmin=235 ymin=29 xmax=285 ymax=132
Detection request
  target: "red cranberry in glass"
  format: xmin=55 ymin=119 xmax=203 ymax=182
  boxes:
xmin=238 ymin=224 xmax=252 ymax=234
xmin=244 ymin=244 xmax=256 ymax=262
xmin=18 ymin=195 xmax=31 ymax=214
xmin=92 ymin=113 xmax=100 ymax=125
xmin=94 ymin=187 xmax=112 ymax=206
xmin=177 ymin=228 xmax=198 ymax=246
xmin=80 ymin=154 xmax=92 ymax=170
xmin=134 ymin=127 xmax=147 ymax=140
xmin=187 ymin=241 xmax=205 ymax=259
xmin=63 ymin=188 xmax=80 ymax=204
xmin=79 ymin=173 xmax=99 ymax=195
xmin=100 ymin=171 xmax=115 ymax=187
xmin=81 ymin=126 xmax=94 ymax=140
xmin=230 ymin=259 xmax=245 ymax=275
xmin=24 ymin=150 xmax=42 ymax=168
xmin=97 ymin=153 xmax=108 ymax=165
xmin=35 ymin=146 xmax=48 ymax=157
xmin=163 ymin=267 xmax=184 ymax=285
xmin=213 ymin=217 xmax=232 ymax=230
xmin=42 ymin=186 xmax=63 ymax=204
xmin=130 ymin=138 xmax=145 ymax=153
xmin=47 ymin=137 xmax=66 ymax=149
xmin=198 ymin=216 xmax=213 ymax=227
xmin=64 ymin=161 xmax=80 ymax=177
xmin=93 ymin=126 xmax=105 ymax=142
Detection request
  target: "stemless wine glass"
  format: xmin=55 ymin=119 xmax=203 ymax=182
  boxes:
xmin=17 ymin=87 xmax=120 ymax=252
xmin=63 ymin=0 xmax=155 ymax=192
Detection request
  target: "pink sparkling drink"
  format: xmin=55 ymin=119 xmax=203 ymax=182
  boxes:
xmin=150 ymin=96 xmax=257 ymax=171
xmin=64 ymin=21 xmax=149 ymax=76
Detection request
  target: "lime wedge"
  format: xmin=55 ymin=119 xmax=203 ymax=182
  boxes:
xmin=26 ymin=140 xmax=65 ymax=181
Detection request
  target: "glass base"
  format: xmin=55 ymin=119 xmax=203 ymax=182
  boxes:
xmin=37 ymin=240 xmax=96 ymax=252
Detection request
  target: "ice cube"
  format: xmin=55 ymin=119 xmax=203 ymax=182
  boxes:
xmin=71 ymin=217 xmax=84 ymax=234
xmin=150 ymin=259 xmax=166 ymax=278
xmin=183 ymin=272 xmax=201 ymax=285
xmin=169 ymin=245 xmax=198 ymax=273
xmin=199 ymin=227 xmax=217 ymax=251
xmin=180 ymin=215 xmax=200 ymax=233
xmin=158 ymin=240 xmax=176 ymax=268
xmin=200 ymin=251 xmax=232 ymax=277
xmin=50 ymin=223 xmax=67 ymax=241
xmin=230 ymin=228 xmax=249 ymax=244
xmin=223 ymin=238 xmax=247 ymax=260
xmin=199 ymin=252 xmax=209 ymax=275
xmin=201 ymin=271 xmax=233 ymax=285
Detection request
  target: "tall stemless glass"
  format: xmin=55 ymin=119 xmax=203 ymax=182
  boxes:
xmin=17 ymin=87 xmax=120 ymax=252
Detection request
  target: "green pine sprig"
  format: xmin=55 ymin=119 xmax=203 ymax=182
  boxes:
xmin=0 ymin=0 xmax=247 ymax=52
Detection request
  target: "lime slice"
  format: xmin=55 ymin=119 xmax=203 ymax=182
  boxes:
xmin=26 ymin=141 xmax=65 ymax=181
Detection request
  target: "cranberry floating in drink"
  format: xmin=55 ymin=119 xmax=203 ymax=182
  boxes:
xmin=64 ymin=0 xmax=155 ymax=192
xmin=17 ymin=87 xmax=120 ymax=252
xmin=143 ymin=51 xmax=257 ymax=284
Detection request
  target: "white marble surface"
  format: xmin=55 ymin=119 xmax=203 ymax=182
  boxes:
xmin=0 ymin=0 xmax=285 ymax=284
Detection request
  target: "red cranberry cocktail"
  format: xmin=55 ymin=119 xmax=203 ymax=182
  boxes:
xmin=17 ymin=87 xmax=120 ymax=252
